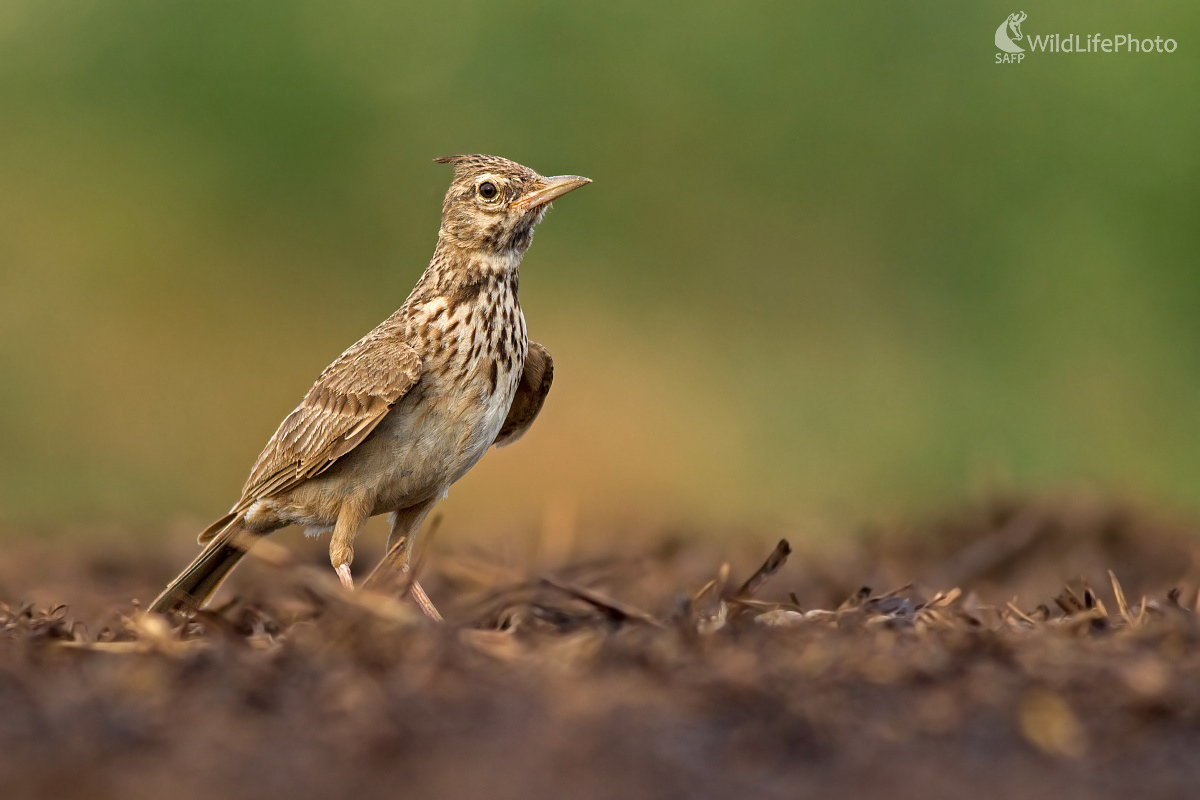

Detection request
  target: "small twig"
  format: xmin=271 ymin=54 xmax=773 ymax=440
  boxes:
xmin=1108 ymin=570 xmax=1132 ymax=624
xmin=540 ymin=577 xmax=663 ymax=628
xmin=1054 ymin=585 xmax=1087 ymax=616
xmin=691 ymin=577 xmax=718 ymax=605
xmin=734 ymin=539 xmax=792 ymax=600
xmin=1006 ymin=600 xmax=1038 ymax=625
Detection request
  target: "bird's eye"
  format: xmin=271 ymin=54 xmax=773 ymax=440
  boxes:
xmin=478 ymin=181 xmax=498 ymax=200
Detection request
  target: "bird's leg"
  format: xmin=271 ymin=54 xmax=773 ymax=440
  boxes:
xmin=329 ymin=500 xmax=371 ymax=591
xmin=408 ymin=580 xmax=442 ymax=623
xmin=390 ymin=505 xmax=443 ymax=622
xmin=365 ymin=500 xmax=442 ymax=621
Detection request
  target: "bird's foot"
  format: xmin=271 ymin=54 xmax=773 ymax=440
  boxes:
xmin=335 ymin=563 xmax=354 ymax=590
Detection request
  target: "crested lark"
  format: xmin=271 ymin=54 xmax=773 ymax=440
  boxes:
xmin=150 ymin=155 xmax=589 ymax=617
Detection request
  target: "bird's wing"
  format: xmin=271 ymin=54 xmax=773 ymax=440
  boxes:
xmin=200 ymin=323 xmax=421 ymax=542
xmin=493 ymin=341 xmax=553 ymax=448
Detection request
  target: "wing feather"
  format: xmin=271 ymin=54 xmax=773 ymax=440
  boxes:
xmin=200 ymin=321 xmax=422 ymax=542
xmin=493 ymin=341 xmax=553 ymax=448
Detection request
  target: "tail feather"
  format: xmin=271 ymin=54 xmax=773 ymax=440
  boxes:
xmin=198 ymin=511 xmax=237 ymax=544
xmin=150 ymin=520 xmax=263 ymax=614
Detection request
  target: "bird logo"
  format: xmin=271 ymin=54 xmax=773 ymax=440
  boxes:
xmin=996 ymin=11 xmax=1028 ymax=53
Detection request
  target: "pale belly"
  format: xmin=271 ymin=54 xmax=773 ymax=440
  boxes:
xmin=357 ymin=374 xmax=517 ymax=513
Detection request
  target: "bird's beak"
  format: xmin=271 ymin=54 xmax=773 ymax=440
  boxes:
xmin=511 ymin=175 xmax=591 ymax=212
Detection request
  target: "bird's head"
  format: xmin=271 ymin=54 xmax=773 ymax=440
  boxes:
xmin=434 ymin=155 xmax=590 ymax=257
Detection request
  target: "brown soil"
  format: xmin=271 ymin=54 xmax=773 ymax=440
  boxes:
xmin=3 ymin=495 xmax=1200 ymax=800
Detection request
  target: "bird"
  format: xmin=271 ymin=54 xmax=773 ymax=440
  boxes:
xmin=149 ymin=154 xmax=590 ymax=618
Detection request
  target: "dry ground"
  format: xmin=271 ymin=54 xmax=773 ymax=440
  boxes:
xmin=3 ymin=495 xmax=1200 ymax=800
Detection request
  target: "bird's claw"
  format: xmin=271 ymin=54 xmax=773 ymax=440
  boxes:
xmin=335 ymin=563 xmax=354 ymax=590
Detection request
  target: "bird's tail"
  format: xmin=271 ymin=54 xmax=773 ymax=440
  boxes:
xmin=149 ymin=518 xmax=263 ymax=614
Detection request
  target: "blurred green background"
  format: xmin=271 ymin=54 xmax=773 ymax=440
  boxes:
xmin=0 ymin=1 xmax=1197 ymax=541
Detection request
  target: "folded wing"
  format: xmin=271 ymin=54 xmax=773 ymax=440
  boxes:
xmin=200 ymin=322 xmax=421 ymax=543
xmin=494 ymin=341 xmax=553 ymax=448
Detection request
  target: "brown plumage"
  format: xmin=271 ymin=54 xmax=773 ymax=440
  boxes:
xmin=150 ymin=155 xmax=589 ymax=616
xmin=493 ymin=342 xmax=553 ymax=447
